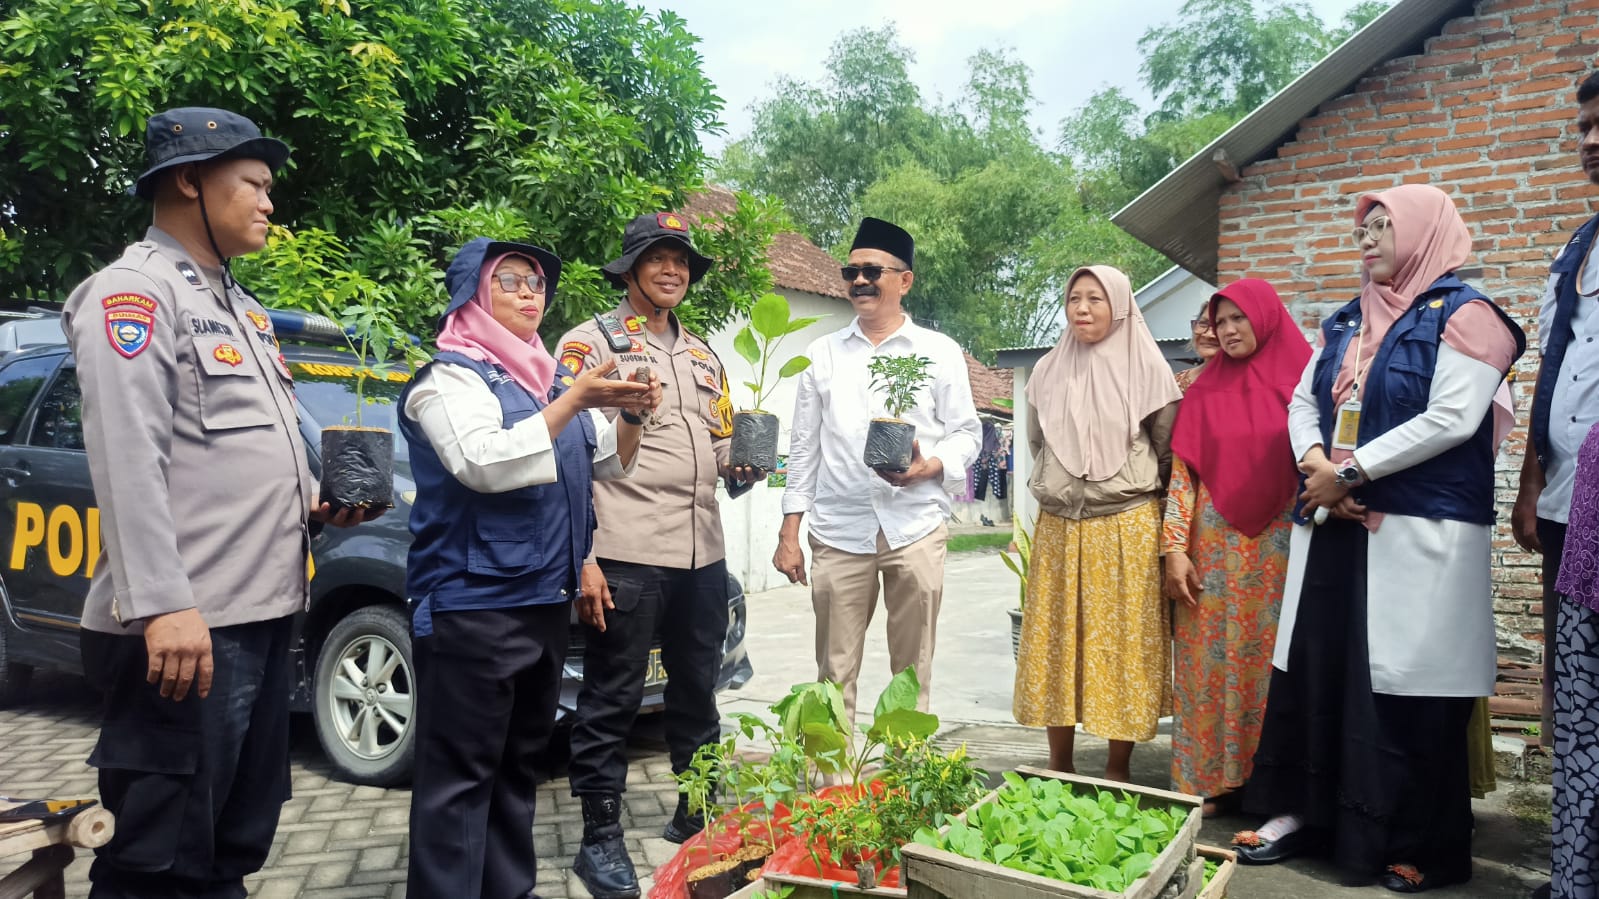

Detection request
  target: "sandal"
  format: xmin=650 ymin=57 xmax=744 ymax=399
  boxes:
xmin=1379 ymin=863 xmax=1469 ymax=893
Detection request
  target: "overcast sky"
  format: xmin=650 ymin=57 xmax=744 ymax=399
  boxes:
xmin=645 ymin=0 xmax=1379 ymax=155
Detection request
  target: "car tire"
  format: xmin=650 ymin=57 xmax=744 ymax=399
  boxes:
xmin=0 ymin=622 xmax=32 ymax=708
xmin=311 ymin=604 xmax=416 ymax=786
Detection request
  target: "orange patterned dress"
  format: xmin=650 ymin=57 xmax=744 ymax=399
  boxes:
xmin=1163 ymin=455 xmax=1292 ymax=798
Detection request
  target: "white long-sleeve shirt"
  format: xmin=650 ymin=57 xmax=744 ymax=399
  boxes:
xmin=402 ymin=362 xmax=632 ymax=492
xmin=781 ymin=315 xmax=982 ymax=553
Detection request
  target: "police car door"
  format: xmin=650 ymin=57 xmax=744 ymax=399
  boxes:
xmin=0 ymin=354 xmax=96 ymax=634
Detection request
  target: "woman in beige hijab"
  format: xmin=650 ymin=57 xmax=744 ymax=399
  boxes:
xmin=1012 ymin=265 xmax=1182 ymax=781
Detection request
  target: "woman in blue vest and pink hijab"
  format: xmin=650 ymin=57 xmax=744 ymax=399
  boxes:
xmin=1231 ymin=185 xmax=1524 ymax=893
xmin=400 ymin=238 xmax=659 ymax=899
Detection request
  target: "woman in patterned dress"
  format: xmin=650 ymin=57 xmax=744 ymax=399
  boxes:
xmin=1549 ymin=424 xmax=1599 ymax=899
xmin=1163 ymin=279 xmax=1310 ymax=815
xmin=1012 ymin=265 xmax=1182 ymax=782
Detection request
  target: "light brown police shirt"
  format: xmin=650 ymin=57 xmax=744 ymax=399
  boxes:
xmin=558 ymin=301 xmax=732 ymax=569
xmin=62 ymin=227 xmax=314 ymax=634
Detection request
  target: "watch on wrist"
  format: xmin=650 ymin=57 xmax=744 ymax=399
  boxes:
xmin=619 ymin=410 xmax=644 ymax=425
xmin=1334 ymin=460 xmax=1365 ymax=488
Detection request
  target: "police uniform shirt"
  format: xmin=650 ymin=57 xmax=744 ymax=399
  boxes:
xmin=558 ymin=302 xmax=732 ymax=569
xmin=62 ymin=227 xmax=314 ymax=634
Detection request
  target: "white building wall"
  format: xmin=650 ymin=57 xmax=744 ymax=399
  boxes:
xmin=706 ymin=289 xmax=854 ymax=593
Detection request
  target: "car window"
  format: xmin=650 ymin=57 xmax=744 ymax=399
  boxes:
xmin=28 ymin=367 xmax=83 ymax=451
xmin=0 ymin=354 xmax=58 ymax=444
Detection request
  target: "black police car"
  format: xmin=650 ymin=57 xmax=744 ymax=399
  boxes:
xmin=0 ymin=309 xmax=752 ymax=785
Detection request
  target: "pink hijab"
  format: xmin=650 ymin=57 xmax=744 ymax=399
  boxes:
xmin=436 ymin=252 xmax=558 ymax=398
xmin=1026 ymin=265 xmax=1183 ymax=482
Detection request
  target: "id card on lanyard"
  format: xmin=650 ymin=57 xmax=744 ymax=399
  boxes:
xmin=1332 ymin=323 xmax=1368 ymax=451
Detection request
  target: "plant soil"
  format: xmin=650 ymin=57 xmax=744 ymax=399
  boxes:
xmin=728 ymin=844 xmax=772 ymax=881
xmin=686 ymin=858 xmax=743 ymax=899
xmin=863 ymin=418 xmax=915 ymax=472
xmin=731 ymin=411 xmax=780 ymax=473
xmin=321 ymin=426 xmax=395 ymax=511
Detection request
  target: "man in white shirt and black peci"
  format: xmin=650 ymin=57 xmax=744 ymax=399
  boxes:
xmin=773 ymin=217 xmax=982 ymax=723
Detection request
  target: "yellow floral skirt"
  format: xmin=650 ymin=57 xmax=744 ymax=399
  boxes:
xmin=1013 ymin=502 xmax=1170 ymax=741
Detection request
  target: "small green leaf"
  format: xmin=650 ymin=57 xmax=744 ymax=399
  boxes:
xmin=777 ymin=355 xmax=811 ymax=378
xmin=750 ymin=292 xmax=790 ymax=339
xmin=734 ymin=326 xmax=759 ymax=365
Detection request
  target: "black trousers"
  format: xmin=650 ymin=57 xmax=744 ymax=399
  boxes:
xmin=407 ymin=602 xmax=569 ymax=899
xmin=1541 ymin=517 xmax=1569 ymax=749
xmin=1247 ymin=519 xmax=1475 ymax=881
xmin=81 ymin=617 xmax=294 ymax=899
xmin=567 ymin=559 xmax=728 ymax=795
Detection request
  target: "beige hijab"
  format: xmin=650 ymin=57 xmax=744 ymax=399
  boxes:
xmin=1026 ymin=265 xmax=1182 ymax=482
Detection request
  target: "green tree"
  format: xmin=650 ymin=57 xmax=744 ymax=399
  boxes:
xmin=0 ymin=0 xmax=781 ymax=343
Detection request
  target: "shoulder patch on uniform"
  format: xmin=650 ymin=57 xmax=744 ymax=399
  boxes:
xmin=710 ymin=393 xmax=733 ymax=438
xmin=174 ymin=261 xmax=204 ymax=287
xmin=102 ymin=293 xmax=158 ymax=314
xmin=560 ymin=351 xmax=585 ymax=373
xmin=213 ymin=344 xmax=244 ymax=367
xmin=246 ymin=310 xmax=270 ymax=331
xmin=563 ymin=340 xmax=592 ymax=356
xmin=105 ymin=309 xmax=154 ymax=359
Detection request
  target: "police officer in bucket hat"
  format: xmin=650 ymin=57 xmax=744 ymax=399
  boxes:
xmin=62 ymin=107 xmax=379 ymax=898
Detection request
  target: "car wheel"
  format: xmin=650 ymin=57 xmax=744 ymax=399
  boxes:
xmin=311 ymin=604 xmax=416 ymax=786
xmin=0 ymin=621 xmax=32 ymax=708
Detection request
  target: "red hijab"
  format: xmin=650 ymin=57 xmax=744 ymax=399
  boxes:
xmin=1170 ymin=278 xmax=1311 ymax=537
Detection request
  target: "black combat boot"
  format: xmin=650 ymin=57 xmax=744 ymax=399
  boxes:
xmin=662 ymin=792 xmax=704 ymax=844
xmin=573 ymin=793 xmax=640 ymax=899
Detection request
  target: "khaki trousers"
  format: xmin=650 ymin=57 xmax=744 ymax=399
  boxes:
xmin=808 ymin=522 xmax=948 ymax=723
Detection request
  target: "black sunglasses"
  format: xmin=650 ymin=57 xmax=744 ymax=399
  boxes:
xmin=841 ymin=265 xmax=908 ymax=283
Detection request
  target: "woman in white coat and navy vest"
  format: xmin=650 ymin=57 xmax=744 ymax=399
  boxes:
xmin=401 ymin=238 xmax=659 ymax=899
xmin=1230 ymin=185 xmax=1524 ymax=893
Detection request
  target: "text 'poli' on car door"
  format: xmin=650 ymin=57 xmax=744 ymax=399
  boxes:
xmin=0 ymin=354 xmax=95 ymax=632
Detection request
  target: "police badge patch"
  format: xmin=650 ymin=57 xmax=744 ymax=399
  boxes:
xmin=105 ymin=309 xmax=154 ymax=359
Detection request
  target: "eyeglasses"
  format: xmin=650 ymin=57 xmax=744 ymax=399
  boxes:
xmin=493 ymin=272 xmax=546 ymax=294
xmin=841 ymin=265 xmax=908 ymax=283
xmin=1351 ymin=215 xmax=1392 ymax=245
xmin=1190 ymin=318 xmax=1214 ymax=334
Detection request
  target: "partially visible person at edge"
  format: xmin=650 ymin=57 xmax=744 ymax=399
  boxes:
xmin=773 ymin=217 xmax=981 ymax=723
xmin=1516 ymin=69 xmax=1599 ymax=899
xmin=1012 ymin=264 xmax=1182 ymax=782
xmin=1175 ymin=298 xmax=1223 ymax=393
xmin=558 ymin=213 xmax=758 ymax=899
xmin=401 ymin=238 xmax=659 ymax=898
xmin=1163 ymin=279 xmax=1310 ymax=815
xmin=1233 ymin=184 xmax=1524 ymax=895
xmin=61 ymin=107 xmax=382 ymax=898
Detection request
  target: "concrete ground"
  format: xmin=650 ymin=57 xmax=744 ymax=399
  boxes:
xmin=0 ymin=545 xmax=1553 ymax=897
xmin=729 ymin=546 xmax=1554 ymax=899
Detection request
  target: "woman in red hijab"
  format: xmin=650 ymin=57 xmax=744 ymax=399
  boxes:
xmin=1163 ymin=278 xmax=1310 ymax=815
xmin=1231 ymin=186 xmax=1524 ymax=893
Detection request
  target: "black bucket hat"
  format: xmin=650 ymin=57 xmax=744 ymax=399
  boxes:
xmin=601 ymin=212 xmax=713 ymax=289
xmin=130 ymin=107 xmax=291 ymax=200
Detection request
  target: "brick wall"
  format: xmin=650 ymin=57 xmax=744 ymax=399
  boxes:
xmin=1216 ymin=0 xmax=1599 ymax=667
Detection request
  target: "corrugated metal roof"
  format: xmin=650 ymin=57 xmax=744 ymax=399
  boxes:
xmin=1110 ymin=0 xmax=1475 ymax=282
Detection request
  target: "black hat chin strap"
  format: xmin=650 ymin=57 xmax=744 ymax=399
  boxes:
xmin=193 ymin=180 xmax=238 ymax=294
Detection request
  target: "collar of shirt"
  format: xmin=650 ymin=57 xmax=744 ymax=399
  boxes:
xmin=146 ymin=226 xmax=230 ymax=302
xmin=842 ymin=313 xmax=918 ymax=349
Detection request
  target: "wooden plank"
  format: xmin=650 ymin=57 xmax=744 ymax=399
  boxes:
xmin=1195 ymin=846 xmax=1237 ymax=899
xmin=0 ymin=844 xmax=73 ymax=899
xmin=762 ymin=871 xmax=907 ymax=899
xmin=1012 ymin=767 xmax=1202 ymax=809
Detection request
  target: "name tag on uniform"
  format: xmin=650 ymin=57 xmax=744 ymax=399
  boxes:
xmin=1332 ymin=399 xmax=1361 ymax=450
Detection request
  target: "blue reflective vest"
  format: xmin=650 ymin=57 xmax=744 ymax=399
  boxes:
xmin=399 ymin=352 xmax=595 ymax=635
xmin=1529 ymin=213 xmax=1599 ymax=471
xmin=1312 ymin=275 xmax=1524 ymax=524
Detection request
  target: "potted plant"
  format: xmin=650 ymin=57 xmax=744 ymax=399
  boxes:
xmin=731 ymin=293 xmax=822 ymax=473
xmin=318 ymin=297 xmax=421 ymax=512
xmin=863 ymin=355 xmax=933 ymax=472
xmin=1000 ymin=524 xmax=1034 ymax=660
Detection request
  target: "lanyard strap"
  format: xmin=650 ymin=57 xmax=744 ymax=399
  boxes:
xmin=1349 ymin=324 xmax=1371 ymax=401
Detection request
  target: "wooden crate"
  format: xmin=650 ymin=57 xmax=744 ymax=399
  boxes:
xmin=734 ymin=871 xmax=906 ymax=899
xmin=1195 ymin=846 xmax=1237 ymax=899
xmin=900 ymin=765 xmax=1203 ymax=899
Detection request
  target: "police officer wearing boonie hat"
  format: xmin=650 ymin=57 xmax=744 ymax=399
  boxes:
xmin=558 ymin=212 xmax=756 ymax=899
xmin=62 ymin=107 xmax=379 ymax=897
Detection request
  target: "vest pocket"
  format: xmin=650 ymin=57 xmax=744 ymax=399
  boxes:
xmin=467 ymin=502 xmax=544 ymax=576
xmin=192 ymin=334 xmax=276 ymax=431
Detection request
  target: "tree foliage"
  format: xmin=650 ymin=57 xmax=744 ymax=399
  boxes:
xmin=0 ymin=0 xmax=783 ymax=343
xmin=720 ymin=27 xmax=1165 ymax=356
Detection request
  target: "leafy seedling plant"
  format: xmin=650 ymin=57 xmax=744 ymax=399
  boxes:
xmin=867 ymin=354 xmax=934 ymax=422
xmin=1000 ymin=522 xmax=1034 ymax=611
xmin=912 ymin=772 xmax=1190 ymax=893
xmin=734 ymin=292 xmax=822 ymax=413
